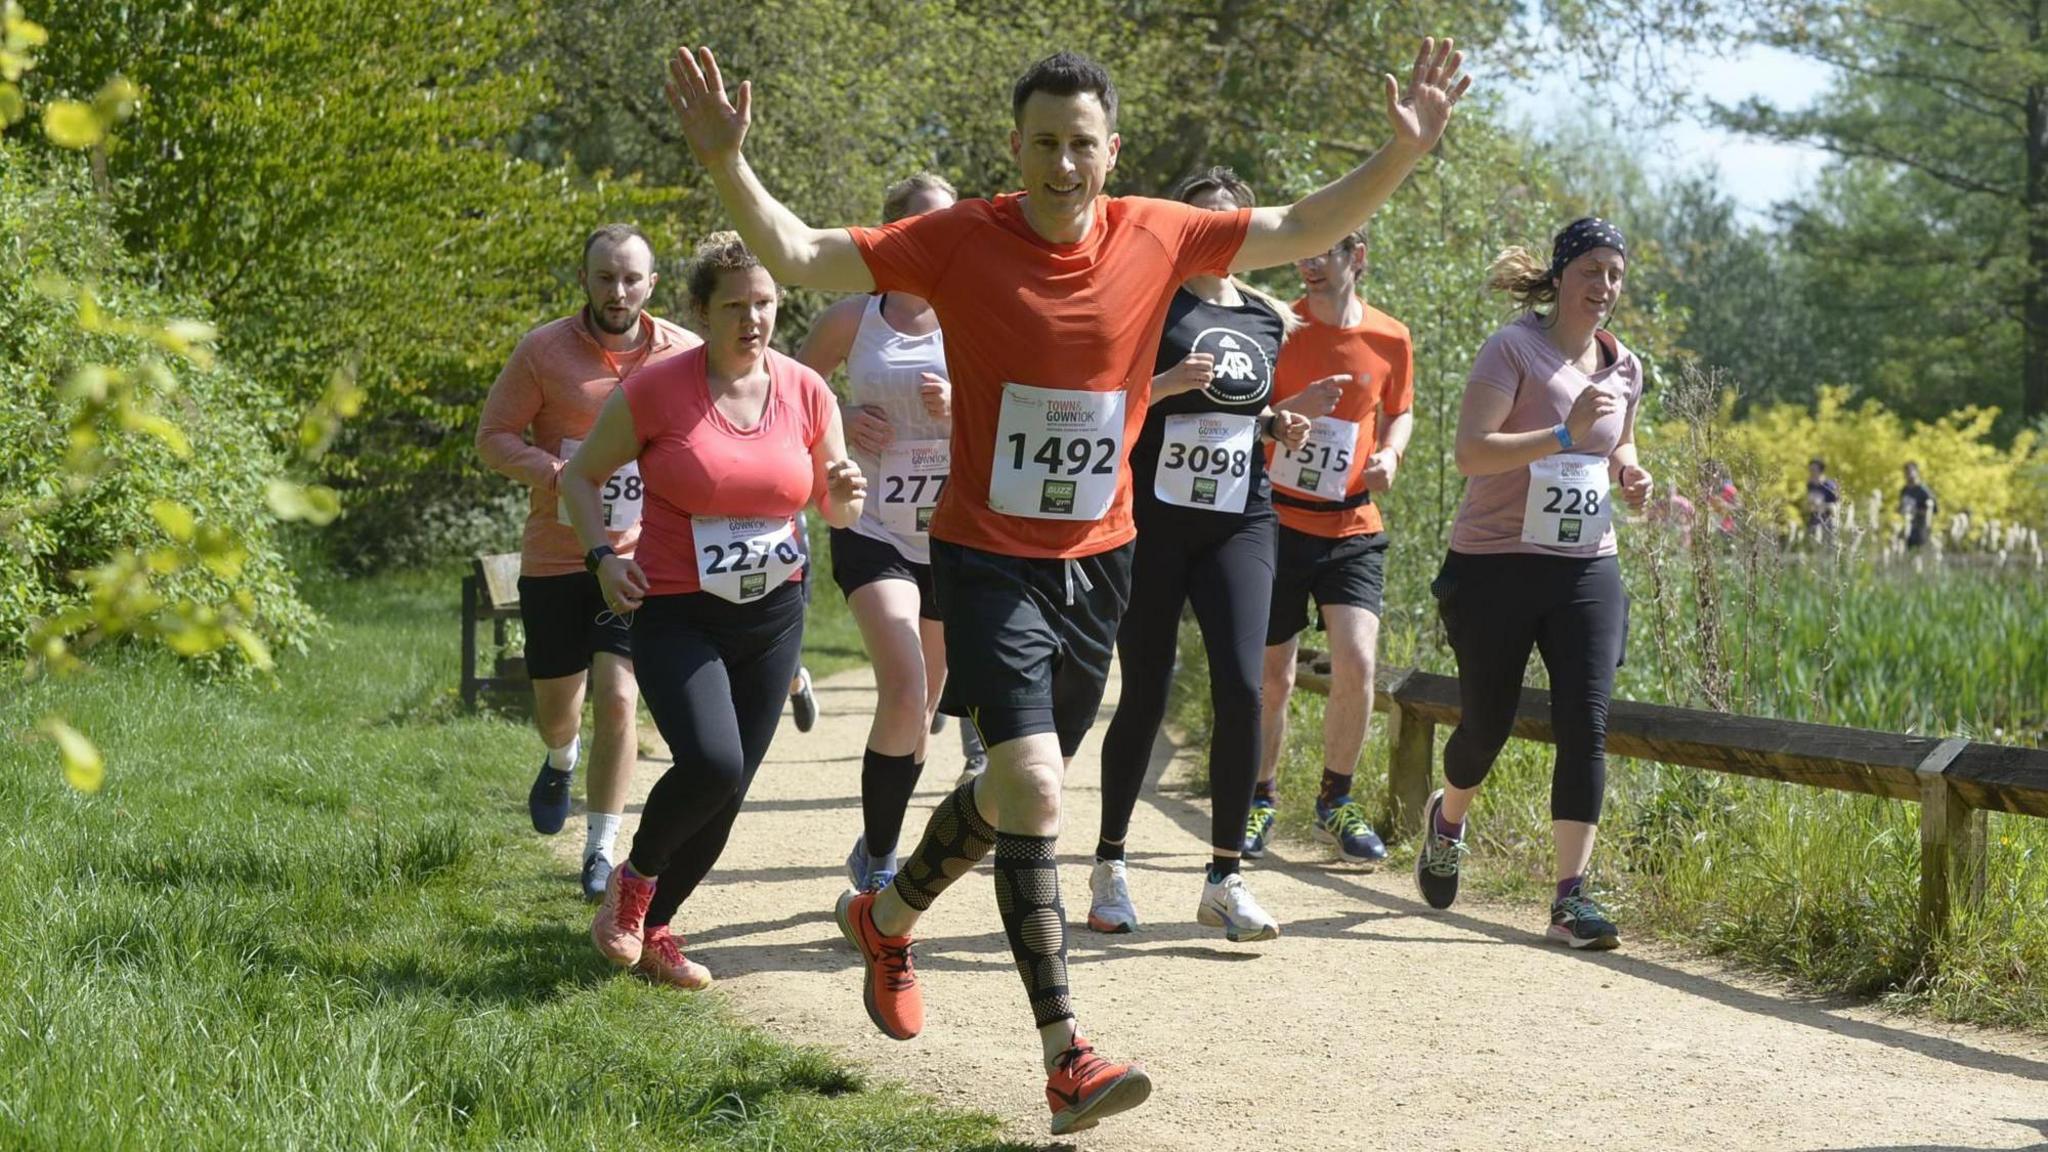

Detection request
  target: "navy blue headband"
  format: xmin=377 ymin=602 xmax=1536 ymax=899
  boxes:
xmin=1549 ymin=217 xmax=1627 ymax=281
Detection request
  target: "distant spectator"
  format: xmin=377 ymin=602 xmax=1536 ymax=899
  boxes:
xmin=1899 ymin=461 xmax=1938 ymax=549
xmin=1804 ymin=457 xmax=1841 ymax=540
xmin=1708 ymin=464 xmax=1739 ymax=538
xmin=1647 ymin=487 xmax=1696 ymax=547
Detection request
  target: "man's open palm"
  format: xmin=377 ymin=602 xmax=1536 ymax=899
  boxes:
xmin=665 ymin=46 xmax=750 ymax=164
xmin=1384 ymin=38 xmax=1470 ymax=153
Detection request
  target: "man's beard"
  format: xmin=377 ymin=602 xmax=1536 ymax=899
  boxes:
xmin=589 ymin=302 xmax=641 ymax=336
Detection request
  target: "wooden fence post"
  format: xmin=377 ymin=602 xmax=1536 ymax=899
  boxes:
xmin=1385 ymin=672 xmax=1433 ymax=842
xmin=1916 ymin=737 xmax=1987 ymax=950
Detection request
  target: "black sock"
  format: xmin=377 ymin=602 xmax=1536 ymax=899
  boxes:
xmin=1317 ymin=769 xmax=1353 ymax=808
xmin=859 ymin=748 xmax=923 ymax=858
xmin=1094 ymin=838 xmax=1125 ymax=863
xmin=993 ymin=833 xmax=1073 ymax=1030
xmin=1208 ymin=854 xmax=1240 ymax=882
xmin=1253 ymin=778 xmax=1278 ymax=804
xmin=893 ymin=780 xmax=995 ymax=912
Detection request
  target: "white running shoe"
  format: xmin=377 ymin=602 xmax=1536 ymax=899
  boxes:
xmin=1195 ymin=872 xmax=1280 ymax=943
xmin=1086 ymin=858 xmax=1138 ymax=934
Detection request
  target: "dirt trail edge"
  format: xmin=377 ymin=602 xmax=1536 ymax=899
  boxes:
xmin=559 ymin=664 xmax=2048 ymax=1152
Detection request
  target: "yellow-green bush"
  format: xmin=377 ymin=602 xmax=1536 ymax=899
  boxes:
xmin=1696 ymin=386 xmax=2045 ymax=539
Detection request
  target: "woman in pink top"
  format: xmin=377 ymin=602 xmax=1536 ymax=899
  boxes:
xmin=1413 ymin=218 xmax=1654 ymax=952
xmin=561 ymin=233 xmax=865 ymax=989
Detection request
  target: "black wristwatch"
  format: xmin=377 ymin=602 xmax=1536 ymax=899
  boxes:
xmin=584 ymin=544 xmax=616 ymax=574
xmin=1260 ymin=413 xmax=1280 ymax=441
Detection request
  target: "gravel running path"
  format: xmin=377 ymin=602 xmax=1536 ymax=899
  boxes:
xmin=560 ymin=664 xmax=2048 ymax=1151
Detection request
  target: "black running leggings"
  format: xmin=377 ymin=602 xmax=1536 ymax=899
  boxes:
xmin=626 ymin=580 xmax=807 ymax=928
xmin=1433 ymin=551 xmax=1627 ymax=824
xmin=1099 ymin=507 xmax=1276 ymax=853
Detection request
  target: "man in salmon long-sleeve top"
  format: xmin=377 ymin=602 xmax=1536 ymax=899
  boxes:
xmin=476 ymin=224 xmax=701 ymax=900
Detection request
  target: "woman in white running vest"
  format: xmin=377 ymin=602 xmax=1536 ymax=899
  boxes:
xmin=797 ymin=173 xmax=982 ymax=893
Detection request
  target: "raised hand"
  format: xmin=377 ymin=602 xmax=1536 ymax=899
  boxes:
xmin=1565 ymin=385 xmax=1621 ymax=447
xmin=1617 ymin=463 xmax=1654 ymax=511
xmin=826 ymin=458 xmax=867 ymax=505
xmin=1153 ymin=352 xmax=1216 ymax=398
xmin=1383 ymin=37 xmax=1470 ymax=154
xmin=664 ymin=46 xmax=752 ymax=166
xmin=1270 ymin=410 xmax=1312 ymax=452
xmin=1362 ymin=448 xmax=1400 ymax=492
xmin=918 ymin=372 xmax=952 ymax=422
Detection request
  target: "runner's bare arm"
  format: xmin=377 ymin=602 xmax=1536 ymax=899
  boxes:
xmin=1609 ymin=401 xmax=1654 ymax=508
xmin=1231 ymin=38 xmax=1469 ymax=273
xmin=562 ymin=390 xmax=651 ymax=610
xmin=1455 ymin=386 xmax=1583 ymax=478
xmin=794 ymin=296 xmax=868 ymax=381
xmin=1363 ymin=409 xmax=1414 ymax=491
xmin=665 ymin=47 xmax=874 ymax=293
xmin=813 ymin=403 xmax=867 ymax=529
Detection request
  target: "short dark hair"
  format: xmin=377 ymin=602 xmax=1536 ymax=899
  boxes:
xmin=583 ymin=223 xmax=654 ymax=268
xmin=1172 ymin=165 xmax=1256 ymax=209
xmin=1012 ymin=51 xmax=1118 ymax=131
xmin=1810 ymin=457 xmax=1827 ymax=471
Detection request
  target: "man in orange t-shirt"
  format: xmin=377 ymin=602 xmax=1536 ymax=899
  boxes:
xmin=1250 ymin=229 xmax=1414 ymax=870
xmin=476 ymin=224 xmax=699 ymax=901
xmin=663 ymin=39 xmax=1467 ymax=1133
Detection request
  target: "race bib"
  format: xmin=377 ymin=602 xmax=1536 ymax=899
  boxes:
xmin=1269 ymin=417 xmax=1359 ymax=501
xmin=555 ymin=437 xmax=644 ymax=532
xmin=988 ymin=383 xmax=1125 ymax=520
xmin=1522 ymin=454 xmax=1613 ymax=546
xmin=692 ymin=515 xmax=802 ymax=604
xmin=877 ymin=438 xmax=950 ymax=537
xmin=1153 ymin=413 xmax=1256 ymax=513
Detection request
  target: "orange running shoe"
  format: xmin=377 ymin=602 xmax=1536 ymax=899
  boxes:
xmin=1045 ymin=1036 xmax=1152 ymax=1135
xmin=635 ymin=925 xmax=712 ymax=990
xmin=833 ymin=887 xmax=923 ymax=1040
xmin=591 ymin=861 xmax=656 ymax=967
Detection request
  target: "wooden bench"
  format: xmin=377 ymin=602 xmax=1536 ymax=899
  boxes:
xmin=460 ymin=552 xmax=529 ymax=709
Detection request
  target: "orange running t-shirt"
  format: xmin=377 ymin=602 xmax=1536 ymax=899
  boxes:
xmin=1266 ymin=299 xmax=1414 ymax=538
xmin=848 ymin=194 xmax=1249 ymax=559
xmin=477 ymin=311 xmax=700 ymax=576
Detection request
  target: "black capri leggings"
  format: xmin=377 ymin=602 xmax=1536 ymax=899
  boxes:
xmin=626 ymin=579 xmax=807 ymax=928
xmin=1099 ymin=508 xmax=1276 ymax=853
xmin=1432 ymin=550 xmax=1627 ymax=824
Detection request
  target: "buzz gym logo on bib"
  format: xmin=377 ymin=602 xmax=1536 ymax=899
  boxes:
xmin=1041 ymin=479 xmax=1077 ymax=514
xmin=916 ymin=505 xmax=935 ymax=532
xmin=1298 ymin=467 xmax=1323 ymax=489
xmin=740 ymin=572 xmax=767 ymax=599
xmin=1558 ymin=519 xmax=1583 ymax=544
xmin=1191 ymin=477 xmax=1218 ymax=505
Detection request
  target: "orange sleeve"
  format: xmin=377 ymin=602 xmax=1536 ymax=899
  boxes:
xmin=848 ymin=203 xmax=976 ymax=299
xmin=1385 ymin=326 xmax=1415 ymax=418
xmin=476 ymin=334 xmax=558 ymax=489
xmin=1135 ymin=198 xmax=1249 ymax=280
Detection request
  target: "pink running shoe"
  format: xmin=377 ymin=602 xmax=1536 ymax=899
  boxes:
xmin=591 ymin=861 xmax=656 ymax=967
xmin=635 ymin=925 xmax=713 ymax=990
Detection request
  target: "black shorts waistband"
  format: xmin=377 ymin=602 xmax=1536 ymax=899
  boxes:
xmin=1271 ymin=489 xmax=1373 ymax=513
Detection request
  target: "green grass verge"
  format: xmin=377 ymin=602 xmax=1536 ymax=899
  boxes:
xmin=1168 ymin=560 xmax=2048 ymax=1032
xmin=0 ymin=569 xmax=1011 ymax=1150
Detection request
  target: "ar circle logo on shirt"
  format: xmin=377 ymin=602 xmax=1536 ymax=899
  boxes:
xmin=1189 ymin=326 xmax=1272 ymax=406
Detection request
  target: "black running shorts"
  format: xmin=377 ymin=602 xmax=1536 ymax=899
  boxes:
xmin=517 ymin=570 xmax=633 ymax=680
xmin=828 ymin=527 xmax=940 ymax=621
xmin=929 ymin=539 xmax=1134 ymax=757
xmin=1266 ymin=526 xmax=1388 ymax=645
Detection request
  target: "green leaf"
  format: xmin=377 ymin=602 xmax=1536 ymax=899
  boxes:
xmin=38 ymin=717 xmax=104 ymax=794
xmin=0 ymin=82 xmax=22 ymax=127
xmin=225 ymin=625 xmax=274 ymax=672
xmin=42 ymin=100 xmax=102 ymax=149
xmin=265 ymin=480 xmax=340 ymax=525
xmin=149 ymin=499 xmax=196 ymax=542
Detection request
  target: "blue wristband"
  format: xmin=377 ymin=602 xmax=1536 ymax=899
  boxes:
xmin=1552 ymin=423 xmax=1573 ymax=451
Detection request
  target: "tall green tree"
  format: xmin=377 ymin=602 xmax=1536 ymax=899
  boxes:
xmin=1718 ymin=0 xmax=2048 ymax=423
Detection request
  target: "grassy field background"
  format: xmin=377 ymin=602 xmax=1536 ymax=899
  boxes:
xmin=0 ymin=568 xmax=1013 ymax=1150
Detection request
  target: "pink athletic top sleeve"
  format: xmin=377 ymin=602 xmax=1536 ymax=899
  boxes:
xmin=1447 ymin=314 xmax=1644 ymax=558
xmin=623 ymin=346 xmax=834 ymax=596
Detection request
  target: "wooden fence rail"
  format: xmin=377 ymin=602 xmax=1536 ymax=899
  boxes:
xmin=1290 ymin=656 xmax=2048 ymax=947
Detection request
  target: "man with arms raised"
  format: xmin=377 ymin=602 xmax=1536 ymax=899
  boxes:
xmin=665 ymin=41 xmax=1467 ymax=1134
xmin=477 ymin=224 xmax=700 ymax=899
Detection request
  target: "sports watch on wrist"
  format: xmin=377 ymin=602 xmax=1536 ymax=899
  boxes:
xmin=584 ymin=544 xmax=615 ymax=574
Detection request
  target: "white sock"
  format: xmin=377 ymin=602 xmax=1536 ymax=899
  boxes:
xmin=546 ymin=736 xmax=580 ymax=773
xmin=868 ymin=849 xmax=898 ymax=877
xmin=585 ymin=811 xmax=621 ymax=861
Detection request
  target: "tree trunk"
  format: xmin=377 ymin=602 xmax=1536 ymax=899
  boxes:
xmin=2029 ymin=20 xmax=2048 ymax=420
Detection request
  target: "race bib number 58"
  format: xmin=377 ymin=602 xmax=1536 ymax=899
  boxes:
xmin=1521 ymin=454 xmax=1613 ymax=546
xmin=988 ymin=383 xmax=1125 ymax=520
xmin=555 ymin=437 xmax=644 ymax=532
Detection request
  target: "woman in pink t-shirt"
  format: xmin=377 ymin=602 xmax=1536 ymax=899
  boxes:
xmin=1413 ymin=218 xmax=1655 ymax=952
xmin=560 ymin=233 xmax=865 ymax=989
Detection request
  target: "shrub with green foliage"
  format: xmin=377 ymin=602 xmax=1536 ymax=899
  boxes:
xmin=0 ymin=146 xmax=315 ymax=670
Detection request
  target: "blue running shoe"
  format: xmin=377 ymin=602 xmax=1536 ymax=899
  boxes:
xmin=1242 ymin=800 xmax=1278 ymax=859
xmin=581 ymin=851 xmax=613 ymax=902
xmin=1548 ymin=884 xmax=1621 ymax=950
xmin=528 ymin=759 xmax=573 ymax=835
xmin=1312 ymin=796 xmax=1387 ymax=865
